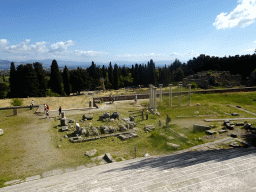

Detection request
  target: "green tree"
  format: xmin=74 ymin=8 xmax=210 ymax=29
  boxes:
xmin=50 ymin=59 xmax=64 ymax=95
xmin=33 ymin=62 xmax=47 ymax=97
xmin=113 ymin=64 xmax=119 ymax=90
xmin=0 ymin=83 xmax=8 ymax=99
xmin=22 ymin=64 xmax=40 ymax=97
xmin=108 ymin=62 xmax=113 ymax=88
xmin=8 ymin=62 xmax=17 ymax=98
xmin=63 ymin=65 xmax=71 ymax=96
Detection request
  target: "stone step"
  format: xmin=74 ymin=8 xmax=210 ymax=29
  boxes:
xmin=1 ymin=147 xmax=256 ymax=192
xmin=110 ymin=151 xmax=256 ymax=191
xmin=33 ymin=148 xmax=256 ymax=192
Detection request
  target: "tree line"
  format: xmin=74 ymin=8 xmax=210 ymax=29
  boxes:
xmin=0 ymin=52 xmax=256 ymax=99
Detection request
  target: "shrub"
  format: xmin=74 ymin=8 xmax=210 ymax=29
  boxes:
xmin=11 ymin=98 xmax=23 ymax=106
xmin=46 ymin=89 xmax=61 ymax=97
xmin=190 ymin=82 xmax=198 ymax=89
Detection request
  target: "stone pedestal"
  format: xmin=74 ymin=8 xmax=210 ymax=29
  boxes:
xmin=188 ymin=84 xmax=192 ymax=106
xmin=60 ymin=118 xmax=67 ymax=126
xmin=159 ymin=84 xmax=163 ymax=103
xmin=76 ymin=123 xmax=80 ymax=132
xmin=169 ymin=84 xmax=173 ymax=106
xmin=61 ymin=112 xmax=65 ymax=118
xmin=149 ymin=84 xmax=152 ymax=108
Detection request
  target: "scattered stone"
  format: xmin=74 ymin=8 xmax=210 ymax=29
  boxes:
xmin=194 ymin=111 xmax=199 ymax=114
xmin=166 ymin=142 xmax=180 ymax=149
xmin=81 ymin=127 xmax=87 ymax=135
xmin=83 ymin=114 xmax=93 ymax=120
xmin=144 ymin=125 xmax=155 ymax=132
xmin=100 ymin=125 xmax=110 ymax=134
xmin=193 ymin=124 xmax=211 ymax=132
xmin=104 ymin=153 xmax=114 ymax=163
xmin=205 ymin=130 xmax=217 ymax=135
xmin=122 ymin=117 xmax=130 ymax=122
xmin=236 ymin=122 xmax=244 ymax=126
xmin=129 ymin=116 xmax=135 ymax=121
xmin=231 ymin=113 xmax=239 ymax=116
xmin=85 ymin=149 xmax=97 ymax=157
xmin=63 ymin=135 xmax=68 ymax=138
xmin=226 ymin=125 xmax=235 ymax=130
xmin=119 ymin=132 xmax=139 ymax=140
xmin=61 ymin=126 xmax=68 ymax=131
xmin=196 ymin=103 xmax=201 ymax=106
xmin=244 ymin=123 xmax=252 ymax=130
xmin=223 ymin=120 xmax=229 ymax=126
xmin=229 ymin=142 xmax=240 ymax=148
xmin=99 ymin=112 xmax=110 ymax=120
xmin=219 ymin=130 xmax=228 ymax=134
xmin=236 ymin=106 xmax=241 ymax=108
xmin=111 ymin=112 xmax=120 ymax=119
xmin=80 ymin=120 xmax=84 ymax=122
xmin=90 ymin=126 xmax=99 ymax=136
xmin=230 ymin=133 xmax=238 ymax=138
xmin=229 ymin=122 xmax=235 ymax=126
xmin=0 ymin=129 xmax=4 ymax=135
xmin=144 ymin=153 xmax=150 ymax=157
xmin=69 ymin=119 xmax=75 ymax=123
xmin=119 ymin=124 xmax=127 ymax=132
xmin=108 ymin=126 xmax=116 ymax=133
xmin=109 ymin=118 xmax=114 ymax=122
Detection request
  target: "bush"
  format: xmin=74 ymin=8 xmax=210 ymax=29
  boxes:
xmin=11 ymin=98 xmax=23 ymax=106
xmin=46 ymin=89 xmax=61 ymax=97
xmin=189 ymin=82 xmax=198 ymax=89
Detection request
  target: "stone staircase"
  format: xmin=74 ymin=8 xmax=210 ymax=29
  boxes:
xmin=1 ymin=146 xmax=256 ymax=191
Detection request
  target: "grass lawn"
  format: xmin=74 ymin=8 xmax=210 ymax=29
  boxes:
xmin=1 ymin=90 xmax=256 ymax=188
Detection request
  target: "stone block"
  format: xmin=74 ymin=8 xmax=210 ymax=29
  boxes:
xmin=61 ymin=126 xmax=68 ymax=131
xmin=60 ymin=118 xmax=68 ymax=126
xmin=219 ymin=130 xmax=228 ymax=134
xmin=69 ymin=119 xmax=75 ymax=123
xmin=236 ymin=122 xmax=244 ymax=126
xmin=229 ymin=142 xmax=240 ymax=148
xmin=193 ymin=124 xmax=211 ymax=132
xmin=230 ymin=133 xmax=238 ymax=138
xmin=144 ymin=153 xmax=150 ymax=157
xmin=0 ymin=129 xmax=3 ymax=135
xmin=231 ymin=113 xmax=239 ymax=116
xmin=83 ymin=114 xmax=93 ymax=120
xmin=244 ymin=123 xmax=252 ymax=130
xmin=104 ymin=153 xmax=114 ymax=163
xmin=205 ymin=130 xmax=217 ymax=135
xmin=166 ymin=142 xmax=180 ymax=149
xmin=144 ymin=125 xmax=155 ymax=132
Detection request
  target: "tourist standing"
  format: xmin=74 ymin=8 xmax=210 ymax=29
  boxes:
xmin=59 ymin=106 xmax=62 ymax=116
xmin=135 ymin=94 xmax=137 ymax=104
xmin=31 ymin=100 xmax=34 ymax=108
xmin=166 ymin=115 xmax=171 ymax=127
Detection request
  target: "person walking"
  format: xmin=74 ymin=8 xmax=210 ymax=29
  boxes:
xmin=44 ymin=103 xmax=46 ymax=114
xmin=31 ymin=100 xmax=34 ymax=108
xmin=59 ymin=106 xmax=62 ymax=116
xmin=135 ymin=94 xmax=137 ymax=104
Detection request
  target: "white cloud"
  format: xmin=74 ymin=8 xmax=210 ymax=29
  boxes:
xmin=254 ymin=41 xmax=256 ymax=43
xmin=49 ymin=40 xmax=74 ymax=52
xmin=170 ymin=52 xmax=179 ymax=56
xmin=246 ymin=48 xmax=255 ymax=51
xmin=213 ymin=0 xmax=256 ymax=29
xmin=0 ymin=39 xmax=109 ymax=61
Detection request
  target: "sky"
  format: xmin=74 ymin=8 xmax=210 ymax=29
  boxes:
xmin=0 ymin=0 xmax=256 ymax=64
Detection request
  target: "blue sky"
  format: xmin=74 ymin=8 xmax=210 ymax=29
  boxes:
xmin=0 ymin=0 xmax=256 ymax=63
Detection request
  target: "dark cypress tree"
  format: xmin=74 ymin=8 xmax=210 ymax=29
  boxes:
xmin=108 ymin=62 xmax=113 ymax=88
xmin=113 ymin=64 xmax=119 ymax=90
xmin=133 ymin=64 xmax=139 ymax=86
xmin=102 ymin=65 xmax=107 ymax=78
xmin=50 ymin=59 xmax=64 ymax=95
xmin=2 ymin=75 xmax=6 ymax=82
xmin=63 ymin=65 xmax=71 ymax=96
xmin=8 ymin=62 xmax=17 ymax=98
xmin=33 ymin=62 xmax=47 ymax=97
xmin=16 ymin=64 xmax=25 ymax=97
xmin=0 ymin=83 xmax=8 ymax=99
xmin=22 ymin=64 xmax=39 ymax=97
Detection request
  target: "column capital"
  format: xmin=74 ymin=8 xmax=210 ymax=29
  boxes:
xmin=159 ymin=84 xmax=163 ymax=87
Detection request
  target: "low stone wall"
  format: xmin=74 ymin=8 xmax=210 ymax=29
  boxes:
xmin=193 ymin=124 xmax=211 ymax=132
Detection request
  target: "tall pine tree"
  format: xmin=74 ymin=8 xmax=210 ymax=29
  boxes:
xmin=63 ymin=65 xmax=71 ymax=96
xmin=50 ymin=59 xmax=64 ymax=95
xmin=8 ymin=62 xmax=17 ymax=98
xmin=108 ymin=62 xmax=113 ymax=88
xmin=113 ymin=64 xmax=119 ymax=90
xmin=33 ymin=62 xmax=47 ymax=97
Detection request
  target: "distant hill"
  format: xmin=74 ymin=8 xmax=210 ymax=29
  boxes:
xmin=0 ymin=59 xmax=176 ymax=69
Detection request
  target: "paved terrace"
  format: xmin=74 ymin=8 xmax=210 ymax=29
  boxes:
xmin=2 ymin=137 xmax=256 ymax=192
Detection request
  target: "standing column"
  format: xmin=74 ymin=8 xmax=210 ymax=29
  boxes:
xmin=149 ymin=84 xmax=152 ymax=107
xmin=179 ymin=84 xmax=182 ymax=106
xmin=153 ymin=87 xmax=157 ymax=112
xmin=151 ymin=85 xmax=154 ymax=108
xmin=188 ymin=84 xmax=192 ymax=106
xmin=169 ymin=84 xmax=173 ymax=106
xmin=159 ymin=84 xmax=163 ymax=103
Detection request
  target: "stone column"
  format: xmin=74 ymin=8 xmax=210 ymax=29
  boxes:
xmin=169 ymin=84 xmax=173 ymax=106
xmin=159 ymin=84 xmax=163 ymax=103
xmin=188 ymin=84 xmax=192 ymax=106
xmin=149 ymin=84 xmax=152 ymax=108
xmin=151 ymin=85 xmax=154 ymax=108
xmin=179 ymin=84 xmax=182 ymax=106
xmin=153 ymin=87 xmax=157 ymax=112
